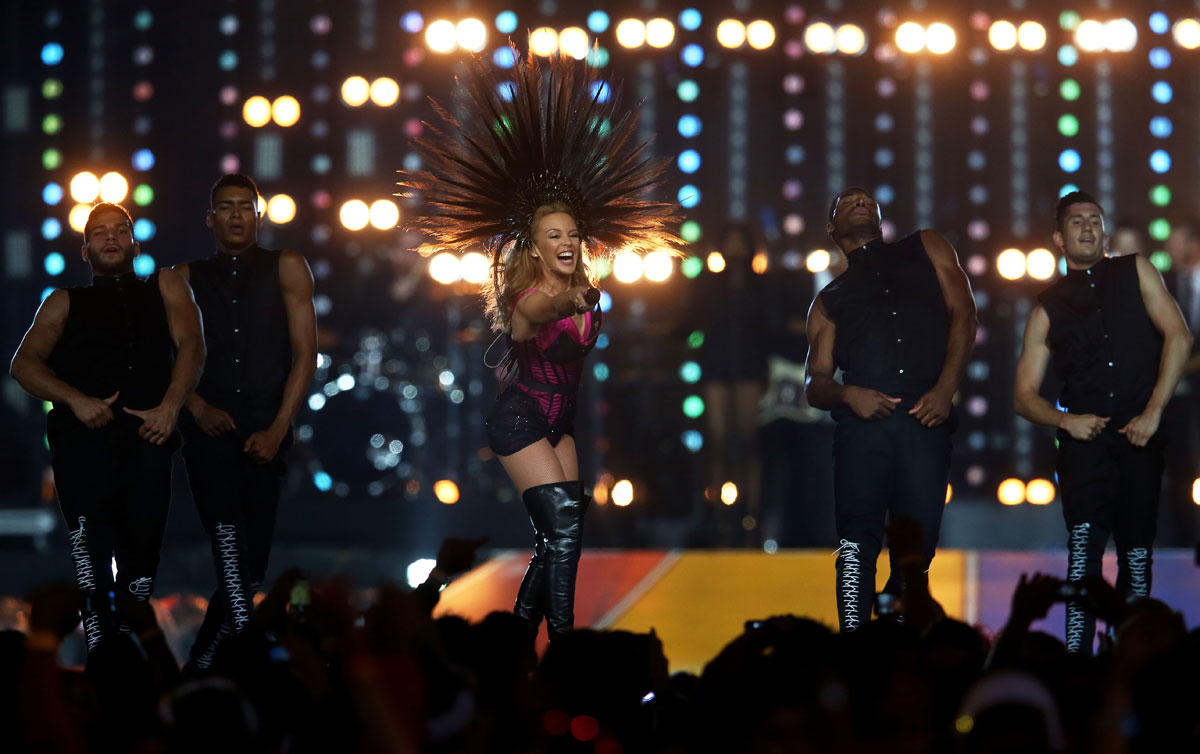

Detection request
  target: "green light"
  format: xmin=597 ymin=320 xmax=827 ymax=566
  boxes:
xmin=1149 ymin=185 xmax=1171 ymax=207
xmin=593 ymin=363 xmax=609 ymax=381
xmin=679 ymin=361 xmax=702 ymax=383
xmin=1057 ymin=114 xmax=1079 ymax=137
xmin=687 ymin=330 xmax=705 ymax=349
xmin=42 ymin=114 xmax=62 ymax=134
xmin=133 ymin=10 xmax=153 ymax=30
xmin=1150 ymin=251 xmax=1172 ymax=272
xmin=492 ymin=115 xmax=512 ymax=135
xmin=587 ymin=46 xmax=609 ymax=67
xmin=1059 ymin=11 xmax=1080 ymax=31
xmin=133 ymin=184 xmax=154 ymax=206
xmin=42 ymin=149 xmax=62 ymax=170
xmin=1149 ymin=219 xmax=1171 ymax=242
xmin=1059 ymin=79 xmax=1080 ymax=101
xmin=680 ymin=220 xmax=702 ymax=243
xmin=682 ymin=395 xmax=705 ymax=418
xmin=593 ymin=257 xmax=612 ymax=279
xmin=677 ymin=79 xmax=699 ymax=103
xmin=42 ymin=78 xmax=63 ymax=99
xmin=589 ymin=117 xmax=612 ymax=138
xmin=681 ymin=256 xmax=703 ymax=278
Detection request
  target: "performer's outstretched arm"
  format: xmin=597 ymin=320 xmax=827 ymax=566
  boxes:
xmin=1014 ymin=305 xmax=1108 ymax=440
xmin=912 ymin=229 xmax=978 ymax=427
xmin=1121 ymin=254 xmax=1195 ymax=445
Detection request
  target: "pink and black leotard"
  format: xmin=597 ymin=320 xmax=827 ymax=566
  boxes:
xmin=485 ymin=290 xmax=603 ymax=455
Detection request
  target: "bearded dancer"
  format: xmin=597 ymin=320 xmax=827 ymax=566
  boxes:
xmin=402 ymin=47 xmax=678 ymax=639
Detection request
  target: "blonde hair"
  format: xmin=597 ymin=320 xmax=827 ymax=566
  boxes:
xmin=484 ymin=203 xmax=597 ymax=332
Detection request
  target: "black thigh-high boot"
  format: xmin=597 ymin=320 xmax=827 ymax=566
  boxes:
xmin=513 ymin=533 xmax=547 ymax=627
xmin=521 ymin=482 xmax=588 ymax=640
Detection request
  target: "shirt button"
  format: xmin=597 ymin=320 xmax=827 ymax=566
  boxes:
xmin=896 ymin=338 xmax=902 ymax=343
xmin=236 ymin=388 xmax=242 ymax=393
xmin=1090 ymin=283 xmax=1095 ymax=288
xmin=891 ymin=311 xmax=897 ymax=316
xmin=232 ymin=270 xmax=238 ymax=276
xmin=234 ymin=328 xmax=240 ymax=333
xmin=1108 ymin=362 xmax=1114 ymax=367
xmin=1109 ymin=392 xmax=1115 ymax=398
xmin=232 ymin=298 xmax=238 ymax=304
xmin=899 ymin=369 xmax=905 ymax=374
xmin=235 ymin=358 xmax=241 ymax=363
xmin=884 ymin=289 xmax=889 ymax=294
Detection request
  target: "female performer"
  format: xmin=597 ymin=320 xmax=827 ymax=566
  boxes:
xmin=402 ymin=47 xmax=677 ymax=638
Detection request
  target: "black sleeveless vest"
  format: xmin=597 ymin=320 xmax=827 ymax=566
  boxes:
xmin=819 ymin=232 xmax=950 ymax=416
xmin=46 ymin=272 xmax=173 ymax=437
xmin=187 ymin=246 xmax=291 ymax=425
xmin=1038 ymin=254 xmax=1162 ymax=426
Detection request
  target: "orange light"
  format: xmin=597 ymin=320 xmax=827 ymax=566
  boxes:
xmin=612 ymin=479 xmax=633 ymax=507
xmin=998 ymin=478 xmax=1026 ymax=506
xmin=341 ymin=76 xmax=370 ymax=107
xmin=1025 ymin=478 xmax=1056 ymax=505
xmin=242 ymin=95 xmax=272 ymax=127
xmin=433 ymin=479 xmax=460 ymax=504
xmin=271 ymin=95 xmax=301 ymax=127
xmin=945 ymin=484 xmax=953 ymax=504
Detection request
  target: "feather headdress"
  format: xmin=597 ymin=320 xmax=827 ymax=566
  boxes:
xmin=399 ymin=46 xmax=680 ymax=260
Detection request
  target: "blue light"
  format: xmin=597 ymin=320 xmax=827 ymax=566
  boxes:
xmin=1058 ymin=149 xmax=1081 ymax=173
xmin=313 ymin=471 xmax=333 ymax=491
xmin=1149 ymin=12 xmax=1169 ymax=35
xmin=1057 ymin=45 xmax=1078 ymax=67
xmin=596 ymin=333 xmax=610 ymax=350
xmin=497 ymin=82 xmax=516 ymax=101
xmin=590 ymin=81 xmax=611 ymax=103
xmin=133 ymin=218 xmax=156 ymax=241
xmin=41 ymin=287 xmax=56 ymax=302
xmin=41 ymin=43 xmax=64 ymax=66
xmin=677 ymin=114 xmax=701 ymax=138
xmin=682 ymin=430 xmax=704 ymax=452
xmin=401 ymin=12 xmax=424 ymax=34
xmin=493 ymin=47 xmax=516 ymax=69
xmin=587 ymin=11 xmax=610 ymax=34
xmin=44 ymin=252 xmax=65 ymax=276
xmin=678 ymin=149 xmax=701 ymax=174
xmin=1149 ymin=47 xmax=1172 ymax=69
xmin=495 ymin=11 xmax=518 ymax=34
xmin=593 ymin=362 xmax=609 ymax=381
xmin=875 ymin=185 xmax=895 ymax=205
xmin=1150 ymin=116 xmax=1173 ymax=138
xmin=1152 ymin=81 xmax=1173 ymax=104
xmin=873 ymin=148 xmax=894 ymax=168
xmin=681 ymin=44 xmax=704 ymax=67
xmin=1059 ymin=183 xmax=1079 ymax=198
xmin=678 ymin=185 xmax=701 ymax=208
xmin=786 ymin=145 xmax=806 ymax=165
xmin=43 ymin=183 xmax=63 ymax=205
xmin=133 ymin=254 xmax=155 ymax=276
xmin=132 ymin=149 xmax=155 ymax=171
xmin=218 ymin=51 xmax=237 ymax=71
xmin=41 ymin=219 xmax=61 ymax=240
xmin=599 ymin=291 xmax=613 ymax=312
xmin=679 ymin=9 xmax=702 ymax=31
xmin=1150 ymin=150 xmax=1172 ymax=174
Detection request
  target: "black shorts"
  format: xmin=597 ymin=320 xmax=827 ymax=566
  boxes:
xmin=484 ymin=387 xmax=575 ymax=456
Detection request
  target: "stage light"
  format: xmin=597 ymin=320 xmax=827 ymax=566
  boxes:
xmin=529 ymin=27 xmax=559 ymax=56
xmin=1149 ymin=219 xmax=1171 ymax=242
xmin=42 ymin=183 xmax=63 ymax=206
xmin=43 ymin=149 xmax=62 ymax=171
xmin=806 ymin=249 xmax=831 ymax=273
xmin=681 ymin=44 xmax=704 ymax=66
xmin=988 ymin=20 xmax=1017 ymax=51
xmin=643 ymin=250 xmax=673 ymax=282
xmin=70 ymin=172 xmax=100 ymax=203
xmin=429 ymin=252 xmax=462 ymax=284
xmin=680 ymin=221 xmax=702 ymax=243
xmin=1150 ymin=185 xmax=1171 ymax=206
xmin=612 ymin=480 xmax=633 ymax=507
xmin=682 ymin=395 xmax=705 ymax=418
xmin=41 ymin=114 xmax=62 ymax=135
xmin=678 ymin=185 xmax=700 ymax=208
xmin=1026 ymin=479 xmax=1055 ymax=505
xmin=751 ymin=251 xmax=768 ymax=274
xmin=131 ymin=149 xmax=155 ymax=172
xmin=679 ymin=361 xmax=701 ymax=383
xmin=997 ymin=478 xmax=1026 ymax=506
xmin=368 ymin=199 xmax=400 ymax=230
xmin=1150 ymin=150 xmax=1172 ymax=174
xmin=425 ymin=20 xmax=457 ymax=53
xmin=339 ymin=199 xmax=369 ymax=231
xmin=243 ymin=95 xmax=272 ymax=127
xmin=997 ymin=248 xmax=1027 ymax=280
xmin=1192 ymin=478 xmax=1200 ymax=504
xmin=677 ymin=149 xmax=701 ymax=174
xmin=1149 ymin=47 xmax=1172 ymax=69
xmin=587 ymin=11 xmax=610 ymax=34
xmin=68 ymin=203 xmax=91 ymax=233
xmin=369 ymin=77 xmax=400 ymax=107
xmin=720 ymin=482 xmax=738 ymax=505
xmin=456 ymin=18 xmax=487 ymax=53
xmin=1150 ymin=116 xmax=1172 ymax=138
xmin=926 ymin=23 xmax=956 ymax=54
xmin=1026 ymin=249 xmax=1057 ymax=280
xmin=681 ymin=430 xmax=704 ymax=452
xmin=91 ymin=175 xmax=126 ymax=207
xmin=1152 ymin=81 xmax=1173 ymax=104
xmin=44 ymin=252 xmax=65 ymax=275
xmin=271 ymin=95 xmax=300 ymax=127
xmin=1060 ymin=79 xmax=1081 ymax=101
xmin=1105 ymin=18 xmax=1137 ymax=52
xmin=612 ymin=251 xmax=644 ymax=283
xmin=681 ymin=257 xmax=703 ymax=278
xmin=836 ymin=24 xmax=866 ymax=55
xmin=42 ymin=78 xmax=63 ymax=99
xmin=1174 ymin=19 xmax=1200 ymax=49
xmin=1012 ymin=21 xmax=1045 ymax=51
xmin=677 ymin=79 xmax=699 ymax=102
xmin=460 ymin=251 xmax=489 ymax=284
xmin=677 ymin=114 xmax=701 ymax=138
xmin=616 ymin=19 xmax=646 ymax=48
xmin=707 ymin=251 xmax=726 ymax=273
xmin=646 ymin=18 xmax=675 ymax=48
xmin=495 ymin=11 xmax=518 ymax=34
xmin=405 ymin=558 xmax=437 ymax=588
xmin=804 ymin=22 xmax=835 ymax=53
xmin=133 ymin=219 xmax=156 ymax=242
xmin=341 ymin=76 xmax=370 ymax=106
xmin=593 ymin=480 xmax=609 ymax=505
xmin=1058 ymin=44 xmax=1079 ymax=66
xmin=559 ymin=26 xmax=589 ymax=59
xmin=433 ymin=479 xmax=460 ymax=504
xmin=716 ymin=19 xmax=746 ymax=49
xmin=266 ymin=194 xmax=296 ymax=224
xmin=1075 ymin=19 xmax=1104 ymax=51
xmin=746 ymin=20 xmax=775 ymax=50
xmin=1058 ymin=149 xmax=1082 ymax=173
xmin=945 ymin=484 xmax=953 ymax=504
xmin=896 ymin=22 xmax=926 ymax=53
xmin=680 ymin=9 xmax=702 ymax=31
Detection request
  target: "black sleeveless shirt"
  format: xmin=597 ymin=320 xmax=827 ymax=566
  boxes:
xmin=46 ymin=272 xmax=173 ymax=437
xmin=1038 ymin=254 xmax=1162 ymax=426
xmin=818 ymin=232 xmax=950 ymax=418
xmin=187 ymin=246 xmax=292 ymax=426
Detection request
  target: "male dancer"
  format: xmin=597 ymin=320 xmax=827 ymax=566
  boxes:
xmin=176 ymin=174 xmax=316 ymax=668
xmin=1014 ymin=190 xmax=1191 ymax=653
xmin=10 ymin=202 xmax=204 ymax=653
xmin=805 ymin=187 xmax=976 ymax=632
